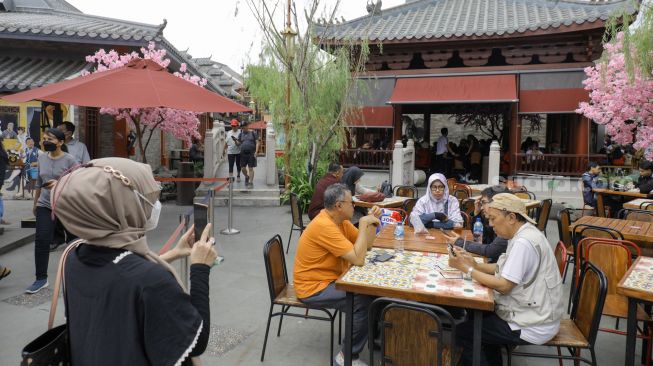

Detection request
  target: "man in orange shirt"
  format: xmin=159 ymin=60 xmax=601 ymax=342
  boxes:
xmin=294 ymin=183 xmax=380 ymax=366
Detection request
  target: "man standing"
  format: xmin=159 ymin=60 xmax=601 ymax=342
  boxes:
xmin=307 ymin=162 xmax=344 ymax=220
xmin=294 ymin=183 xmax=380 ymax=366
xmin=238 ymin=122 xmax=259 ymax=188
xmin=224 ymin=119 xmax=242 ymax=182
xmin=434 ymin=127 xmax=449 ymax=176
xmin=58 ymin=121 xmax=90 ymax=164
xmin=2 ymin=122 xmax=17 ymax=139
xmin=449 ymin=193 xmax=563 ymax=366
xmin=581 ymin=162 xmax=603 ymax=208
xmin=637 ymin=160 xmax=653 ymax=195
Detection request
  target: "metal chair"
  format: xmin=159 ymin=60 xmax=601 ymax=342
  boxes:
xmin=287 ymin=192 xmax=306 ymax=253
xmin=508 ymin=262 xmax=608 ymax=366
xmin=393 ymin=185 xmax=418 ymax=199
xmin=617 ymin=208 xmax=653 ymax=222
xmin=368 ymin=297 xmax=457 ymax=366
xmin=556 ymin=208 xmax=574 ymax=283
xmin=261 ymin=235 xmax=340 ymax=365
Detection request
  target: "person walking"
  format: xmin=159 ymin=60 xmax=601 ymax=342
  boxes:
xmin=58 ymin=121 xmax=90 ymax=164
xmin=51 ymin=157 xmax=217 ymax=365
xmin=26 ymin=128 xmax=78 ymax=294
xmin=238 ymin=122 xmax=259 ymax=188
xmin=224 ymin=119 xmax=242 ymax=182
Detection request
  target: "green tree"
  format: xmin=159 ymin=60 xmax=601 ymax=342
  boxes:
xmin=245 ymin=0 xmax=369 ymax=199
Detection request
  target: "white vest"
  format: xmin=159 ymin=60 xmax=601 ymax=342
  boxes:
xmin=494 ymin=224 xmax=564 ymax=327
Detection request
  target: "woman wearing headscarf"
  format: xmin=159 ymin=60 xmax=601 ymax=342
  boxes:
xmin=341 ymin=166 xmax=376 ymax=225
xmin=413 ymin=173 xmax=463 ymax=229
xmin=26 ymin=128 xmax=78 ymax=294
xmin=51 ymin=157 xmax=217 ymax=366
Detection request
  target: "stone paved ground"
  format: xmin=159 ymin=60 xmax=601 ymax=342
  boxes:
xmin=0 ymin=202 xmax=644 ymax=365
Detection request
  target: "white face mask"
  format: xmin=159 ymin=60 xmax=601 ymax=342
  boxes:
xmin=135 ymin=190 xmax=161 ymax=231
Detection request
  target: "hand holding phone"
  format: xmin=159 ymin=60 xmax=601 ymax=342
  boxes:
xmin=194 ymin=203 xmax=209 ymax=240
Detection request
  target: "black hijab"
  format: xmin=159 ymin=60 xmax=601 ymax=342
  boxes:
xmin=341 ymin=166 xmax=364 ymax=195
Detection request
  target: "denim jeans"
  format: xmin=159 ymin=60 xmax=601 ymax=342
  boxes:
xmin=0 ymin=194 xmax=4 ymax=220
xmin=300 ymin=282 xmax=373 ymax=357
xmin=34 ymin=206 xmax=56 ymax=280
xmin=456 ymin=311 xmax=530 ymax=366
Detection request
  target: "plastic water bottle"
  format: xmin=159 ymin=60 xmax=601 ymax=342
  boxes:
xmin=394 ymin=222 xmax=405 ymax=253
xmin=473 ymin=218 xmax=484 ymax=243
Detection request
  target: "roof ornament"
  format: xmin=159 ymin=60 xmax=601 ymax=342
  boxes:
xmin=366 ymin=0 xmax=382 ymax=16
xmin=156 ymin=18 xmax=167 ymax=37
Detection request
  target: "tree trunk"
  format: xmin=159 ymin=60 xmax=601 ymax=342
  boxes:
xmin=134 ymin=119 xmax=147 ymax=164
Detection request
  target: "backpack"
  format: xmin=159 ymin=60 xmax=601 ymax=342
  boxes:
xmin=380 ymin=180 xmax=393 ymax=197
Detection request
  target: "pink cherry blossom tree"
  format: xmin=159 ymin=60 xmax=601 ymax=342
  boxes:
xmin=83 ymin=42 xmax=206 ymax=164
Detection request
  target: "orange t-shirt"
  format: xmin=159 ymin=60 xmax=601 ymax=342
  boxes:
xmin=293 ymin=210 xmax=359 ymax=299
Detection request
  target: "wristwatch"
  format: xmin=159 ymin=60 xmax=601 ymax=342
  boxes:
xmin=466 ymin=267 xmax=474 ymax=277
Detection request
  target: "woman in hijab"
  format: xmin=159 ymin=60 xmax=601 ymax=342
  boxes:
xmin=26 ymin=128 xmax=78 ymax=294
xmin=51 ymin=157 xmax=217 ymax=366
xmin=341 ymin=166 xmax=376 ymax=225
xmin=413 ymin=173 xmax=463 ymax=229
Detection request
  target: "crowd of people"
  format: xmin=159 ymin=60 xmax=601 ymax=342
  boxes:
xmin=430 ymin=128 xmax=494 ymax=183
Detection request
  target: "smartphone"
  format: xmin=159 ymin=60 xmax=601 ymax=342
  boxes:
xmin=448 ymin=243 xmax=457 ymax=257
xmin=374 ymin=253 xmax=395 ymax=262
xmin=194 ymin=203 xmax=209 ymax=241
xmin=231 ymin=136 xmax=238 ymax=141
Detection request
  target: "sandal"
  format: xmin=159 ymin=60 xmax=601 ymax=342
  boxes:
xmin=0 ymin=267 xmax=11 ymax=281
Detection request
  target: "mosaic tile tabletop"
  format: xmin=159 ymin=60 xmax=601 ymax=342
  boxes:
xmin=623 ymin=257 xmax=653 ymax=292
xmin=340 ymin=248 xmax=491 ymax=301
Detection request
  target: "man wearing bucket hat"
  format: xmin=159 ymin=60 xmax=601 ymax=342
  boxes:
xmin=224 ymin=119 xmax=242 ymax=183
xmin=448 ymin=193 xmax=563 ymax=366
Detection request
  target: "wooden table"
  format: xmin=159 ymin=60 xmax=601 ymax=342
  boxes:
xmin=569 ymin=216 xmax=653 ymax=246
xmin=374 ymin=224 xmax=472 ymax=253
xmin=617 ymin=256 xmax=653 ymax=366
xmin=336 ymin=247 xmax=494 ymax=366
xmin=593 ymin=188 xmax=648 ymax=217
xmin=353 ymin=195 xmax=410 ymax=209
xmin=624 ymin=198 xmax=653 ymax=210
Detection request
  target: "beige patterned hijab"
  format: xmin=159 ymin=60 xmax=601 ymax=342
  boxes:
xmin=51 ymin=157 xmax=184 ymax=288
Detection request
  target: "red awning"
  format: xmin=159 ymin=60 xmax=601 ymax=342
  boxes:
xmin=248 ymin=120 xmax=268 ymax=129
xmin=519 ymin=88 xmax=589 ymax=114
xmin=388 ymin=75 xmax=518 ymax=104
xmin=343 ymin=106 xmax=393 ymax=128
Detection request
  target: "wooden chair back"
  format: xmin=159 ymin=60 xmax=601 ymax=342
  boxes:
xmin=571 ymin=262 xmax=608 ymax=346
xmin=575 ymin=236 xmax=638 ymax=288
xmin=370 ymin=298 xmax=456 ymax=366
xmin=403 ymin=198 xmax=418 ymax=224
xmin=453 ymin=183 xmax=472 ymax=199
xmin=289 ymin=193 xmax=304 ymax=228
xmin=513 ymin=189 xmax=536 ymax=200
xmin=642 ymin=202 xmax=653 ymax=211
xmin=556 ymin=208 xmax=573 ymax=250
xmin=447 ymin=178 xmax=457 ymax=194
xmin=394 ymin=185 xmax=419 ymax=199
xmin=618 ymin=208 xmax=653 ymax=223
xmin=536 ymin=199 xmax=553 ymax=232
xmin=554 ymin=241 xmax=567 ymax=277
xmin=585 ymin=240 xmax=636 ymax=298
xmin=263 ymin=235 xmax=289 ymax=302
xmin=573 ymin=224 xmax=624 ymax=243
xmin=460 ymin=198 xmax=476 ymax=216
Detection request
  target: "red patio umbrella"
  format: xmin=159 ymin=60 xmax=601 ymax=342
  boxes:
xmin=2 ymin=59 xmax=251 ymax=113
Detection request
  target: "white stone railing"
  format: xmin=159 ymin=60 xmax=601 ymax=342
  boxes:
xmin=203 ymin=123 xmax=226 ymax=179
xmin=391 ymin=139 xmax=415 ymax=186
xmin=265 ymin=122 xmax=277 ymax=186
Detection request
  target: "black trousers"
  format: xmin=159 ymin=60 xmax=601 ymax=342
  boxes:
xmin=227 ymin=153 xmax=241 ymax=175
xmin=456 ymin=311 xmax=530 ymax=366
xmin=34 ymin=206 xmax=55 ymax=280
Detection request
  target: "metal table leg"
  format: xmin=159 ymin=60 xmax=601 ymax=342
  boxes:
xmin=344 ymin=292 xmax=354 ymax=366
xmin=626 ymin=298 xmax=637 ymax=366
xmin=473 ymin=309 xmax=482 ymax=366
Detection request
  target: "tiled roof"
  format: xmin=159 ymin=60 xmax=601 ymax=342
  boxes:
xmin=0 ymin=56 xmax=87 ymax=91
xmin=182 ymin=52 xmax=243 ymax=99
xmin=316 ymin=0 xmax=630 ymax=43
xmin=0 ymin=0 xmax=163 ymax=44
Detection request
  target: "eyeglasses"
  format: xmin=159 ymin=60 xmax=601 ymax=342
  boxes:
xmin=480 ymin=200 xmax=490 ymax=205
xmin=337 ymin=200 xmax=354 ymax=207
xmin=430 ymin=186 xmax=445 ymax=192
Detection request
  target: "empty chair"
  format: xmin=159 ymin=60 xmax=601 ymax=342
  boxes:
xmin=617 ymin=208 xmax=653 ymax=222
xmin=508 ymin=262 xmax=608 ymax=366
xmin=446 ymin=178 xmax=457 ymax=194
xmin=460 ymin=198 xmax=476 ymax=216
xmin=402 ymin=198 xmax=418 ymax=224
xmin=393 ymin=185 xmax=418 ymax=199
xmin=261 ymin=235 xmax=339 ymax=365
xmin=452 ymin=183 xmax=472 ymax=201
xmin=287 ymin=192 xmax=306 ymax=253
xmin=535 ymin=199 xmax=553 ymax=234
xmin=556 ymin=208 xmax=574 ymax=282
xmin=369 ymin=298 xmax=457 ymax=366
xmin=554 ymin=241 xmax=567 ymax=277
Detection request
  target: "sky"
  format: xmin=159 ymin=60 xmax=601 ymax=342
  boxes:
xmin=68 ymin=0 xmax=405 ymax=73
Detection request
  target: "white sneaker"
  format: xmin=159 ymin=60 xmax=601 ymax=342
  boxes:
xmin=334 ymin=351 xmax=368 ymax=366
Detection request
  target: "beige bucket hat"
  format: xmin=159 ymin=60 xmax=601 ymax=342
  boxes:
xmin=487 ymin=193 xmax=537 ymax=225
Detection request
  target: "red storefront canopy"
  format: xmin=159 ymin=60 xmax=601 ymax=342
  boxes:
xmin=388 ymin=75 xmax=518 ymax=104
xmin=343 ymin=106 xmax=394 ymax=128
xmin=519 ymin=88 xmax=589 ymax=114
xmin=2 ymin=59 xmax=251 ymax=113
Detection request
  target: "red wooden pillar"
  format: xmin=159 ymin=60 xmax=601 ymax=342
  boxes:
xmin=508 ymin=103 xmax=520 ymax=175
xmin=574 ymin=116 xmax=590 ymax=155
xmin=392 ymin=105 xmax=402 ymax=143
